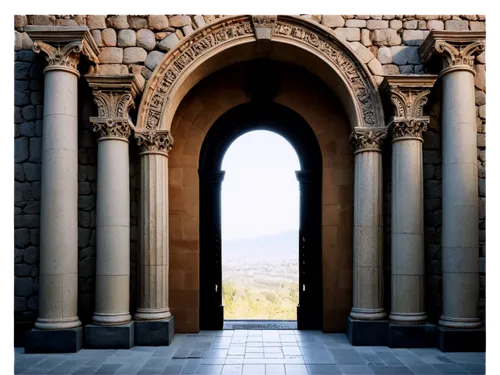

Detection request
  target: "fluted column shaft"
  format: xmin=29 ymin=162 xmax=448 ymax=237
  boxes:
xmin=135 ymin=131 xmax=174 ymax=320
xmin=420 ymin=32 xmax=485 ymax=328
xmin=28 ymin=34 xmax=97 ymax=330
xmin=350 ymin=129 xmax=387 ymax=320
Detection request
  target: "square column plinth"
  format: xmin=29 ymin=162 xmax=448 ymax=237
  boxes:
xmin=346 ymin=317 xmax=389 ymax=346
xmin=84 ymin=322 xmax=134 ymax=349
xmin=436 ymin=326 xmax=486 ymax=352
xmin=135 ymin=317 xmax=175 ymax=346
xmin=24 ymin=328 xmax=83 ymax=353
xmin=388 ymin=323 xmax=436 ymax=348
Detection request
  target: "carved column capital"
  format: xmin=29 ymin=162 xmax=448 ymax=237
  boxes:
xmin=420 ymin=31 xmax=485 ymax=76
xmin=25 ymin=26 xmax=100 ymax=78
xmin=135 ymin=130 xmax=174 ymax=156
xmin=86 ymin=74 xmax=144 ymax=141
xmin=380 ymin=75 xmax=437 ymax=142
xmin=349 ymin=128 xmax=388 ymax=154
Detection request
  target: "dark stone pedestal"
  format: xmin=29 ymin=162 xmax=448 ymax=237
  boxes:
xmin=24 ymin=327 xmax=83 ymax=353
xmin=346 ymin=316 xmax=389 ymax=346
xmin=389 ymin=323 xmax=436 ymax=348
xmin=135 ymin=316 xmax=175 ymax=346
xmin=15 ymin=321 xmax=34 ymax=347
xmin=84 ymin=322 xmax=134 ymax=349
xmin=436 ymin=326 xmax=486 ymax=352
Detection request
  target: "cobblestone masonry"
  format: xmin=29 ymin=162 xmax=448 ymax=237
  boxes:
xmin=14 ymin=14 xmax=486 ymax=336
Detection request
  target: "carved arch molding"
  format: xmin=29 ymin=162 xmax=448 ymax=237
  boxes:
xmin=136 ymin=15 xmax=385 ymax=131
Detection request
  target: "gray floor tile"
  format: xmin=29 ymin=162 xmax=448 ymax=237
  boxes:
xmin=221 ymin=364 xmax=243 ymax=375
xmin=284 ymin=365 xmax=309 ymax=375
xmin=307 ymin=364 xmax=341 ymax=374
xmin=265 ymin=364 xmax=285 ymax=374
xmin=369 ymin=366 xmax=413 ymax=374
xmin=95 ymin=364 xmax=122 ymax=374
xmin=330 ymin=350 xmax=366 ymax=366
xmin=457 ymin=363 xmax=485 ymax=375
xmin=405 ymin=364 xmax=441 ymax=374
xmin=196 ymin=364 xmax=223 ymax=374
xmin=242 ymin=364 xmax=265 ymax=375
xmin=163 ymin=364 xmax=185 ymax=375
xmin=14 ymin=331 xmax=487 ymax=375
xmin=431 ymin=364 xmax=467 ymax=374
xmin=71 ymin=365 xmax=101 ymax=375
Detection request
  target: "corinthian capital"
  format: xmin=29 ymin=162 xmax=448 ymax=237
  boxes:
xmin=86 ymin=74 xmax=145 ymax=141
xmin=380 ymin=75 xmax=437 ymax=141
xmin=420 ymin=31 xmax=486 ymax=73
xmin=349 ymin=128 xmax=387 ymax=154
xmin=25 ymin=26 xmax=100 ymax=77
xmin=135 ymin=130 xmax=174 ymax=155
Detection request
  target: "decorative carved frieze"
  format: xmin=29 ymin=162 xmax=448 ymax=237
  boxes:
xmin=25 ymin=26 xmax=100 ymax=77
xmin=86 ymin=74 xmax=145 ymax=141
xmin=135 ymin=130 xmax=174 ymax=155
xmin=380 ymin=75 xmax=437 ymax=141
xmin=419 ymin=31 xmax=486 ymax=73
xmin=349 ymin=128 xmax=387 ymax=153
xmin=137 ymin=15 xmax=384 ymax=131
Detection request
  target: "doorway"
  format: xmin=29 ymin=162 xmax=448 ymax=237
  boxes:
xmin=220 ymin=130 xmax=300 ymax=329
xmin=199 ymin=102 xmax=323 ymax=330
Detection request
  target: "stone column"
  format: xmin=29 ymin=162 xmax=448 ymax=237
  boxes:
xmin=381 ymin=76 xmax=437 ymax=325
xmin=24 ymin=26 xmax=99 ymax=353
xmin=83 ymin=75 xmax=143 ymax=348
xmin=133 ymin=130 xmax=175 ymax=345
xmin=421 ymin=31 xmax=485 ymax=331
xmin=349 ymin=128 xmax=387 ymax=322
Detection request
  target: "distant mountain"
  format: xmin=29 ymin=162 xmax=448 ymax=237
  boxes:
xmin=222 ymin=230 xmax=298 ymax=261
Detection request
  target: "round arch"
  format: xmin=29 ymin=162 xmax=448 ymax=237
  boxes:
xmin=136 ymin=15 xmax=385 ymax=132
xmin=198 ymin=102 xmax=323 ymax=330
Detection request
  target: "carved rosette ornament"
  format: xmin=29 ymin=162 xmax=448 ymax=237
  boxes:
xmin=419 ymin=31 xmax=486 ymax=76
xmin=135 ymin=130 xmax=174 ymax=156
xmin=25 ymin=26 xmax=100 ymax=78
xmin=86 ymin=74 xmax=144 ymax=142
xmin=349 ymin=128 xmax=387 ymax=154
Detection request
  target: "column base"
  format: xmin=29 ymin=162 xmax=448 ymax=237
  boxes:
xmin=436 ymin=326 xmax=486 ymax=352
xmin=84 ymin=322 xmax=134 ymax=349
xmin=135 ymin=316 xmax=175 ymax=346
xmin=346 ymin=316 xmax=389 ymax=346
xmin=24 ymin=327 xmax=83 ymax=353
xmin=388 ymin=322 xmax=436 ymax=348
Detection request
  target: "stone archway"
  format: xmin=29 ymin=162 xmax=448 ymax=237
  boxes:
xmin=135 ymin=15 xmax=386 ymax=132
xmin=132 ymin=15 xmax=388 ymax=333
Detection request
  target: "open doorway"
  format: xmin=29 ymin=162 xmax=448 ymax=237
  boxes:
xmin=199 ymin=102 xmax=323 ymax=331
xmin=220 ymin=131 xmax=300 ymax=329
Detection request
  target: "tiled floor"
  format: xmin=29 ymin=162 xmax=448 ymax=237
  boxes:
xmin=14 ymin=330 xmax=486 ymax=375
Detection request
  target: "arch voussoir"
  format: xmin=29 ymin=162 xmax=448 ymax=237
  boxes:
xmin=136 ymin=15 xmax=385 ymax=132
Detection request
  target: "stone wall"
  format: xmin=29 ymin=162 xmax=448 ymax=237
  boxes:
xmin=14 ymin=46 xmax=43 ymax=342
xmin=14 ymin=15 xmax=486 ymax=83
xmin=13 ymin=14 xmax=486 ymax=334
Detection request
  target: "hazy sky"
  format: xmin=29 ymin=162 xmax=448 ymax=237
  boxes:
xmin=221 ymin=130 xmax=301 ymax=242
